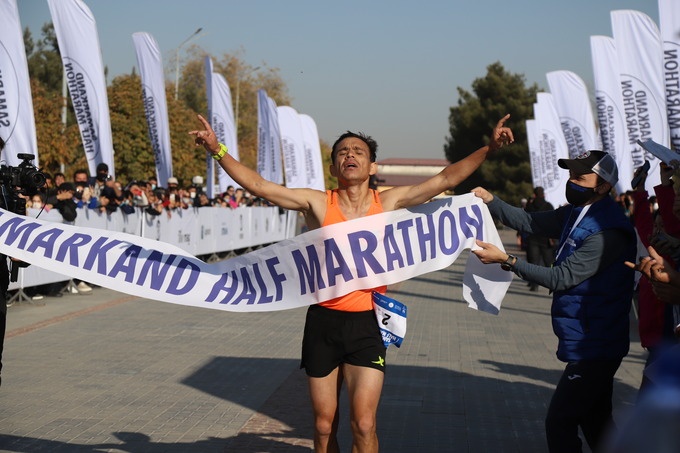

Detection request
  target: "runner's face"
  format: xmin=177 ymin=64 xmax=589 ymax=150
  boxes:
xmin=331 ymin=137 xmax=376 ymax=182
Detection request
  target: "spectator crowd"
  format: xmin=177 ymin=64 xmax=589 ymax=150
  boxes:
xmin=21 ymin=164 xmax=272 ymax=300
xmin=31 ymin=163 xmax=271 ymax=221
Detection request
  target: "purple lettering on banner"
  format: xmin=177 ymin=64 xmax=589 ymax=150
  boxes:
xmin=0 ymin=217 xmax=41 ymax=249
xmin=252 ymin=263 xmax=273 ymax=304
xmin=459 ymin=205 xmax=484 ymax=240
xmin=292 ymin=245 xmax=326 ymax=295
xmin=347 ymin=230 xmax=385 ymax=278
xmin=108 ymin=245 xmax=142 ymax=282
xmin=205 ymin=270 xmax=240 ymax=304
xmin=26 ymin=228 xmax=64 ymax=258
xmin=232 ymin=267 xmax=257 ymax=304
xmin=383 ymin=224 xmax=405 ymax=271
xmin=437 ymin=211 xmax=458 ymax=255
xmin=55 ymin=233 xmax=93 ymax=265
xmin=396 ymin=219 xmax=415 ymax=266
xmin=166 ymin=258 xmax=200 ymax=295
xmin=265 ymin=256 xmax=286 ymax=302
xmin=415 ymin=214 xmax=436 ymax=262
xmin=137 ymin=251 xmax=177 ymax=289
xmin=83 ymin=237 xmax=124 ymax=274
xmin=324 ymin=238 xmax=353 ymax=286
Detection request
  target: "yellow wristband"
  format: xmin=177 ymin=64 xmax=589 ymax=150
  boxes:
xmin=213 ymin=143 xmax=228 ymax=160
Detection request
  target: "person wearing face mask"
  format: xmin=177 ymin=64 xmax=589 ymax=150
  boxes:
xmin=90 ymin=162 xmax=110 ymax=199
xmin=471 ymin=150 xmax=637 ymax=453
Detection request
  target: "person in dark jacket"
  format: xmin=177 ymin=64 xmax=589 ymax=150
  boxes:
xmin=524 ymin=186 xmax=556 ymax=290
xmin=45 ymin=182 xmax=78 ymax=222
xmin=471 ymin=151 xmax=636 ymax=453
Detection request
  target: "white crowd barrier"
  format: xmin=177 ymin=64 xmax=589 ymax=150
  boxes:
xmin=8 ymin=206 xmax=298 ymax=292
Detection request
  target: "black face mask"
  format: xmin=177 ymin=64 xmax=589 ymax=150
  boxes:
xmin=565 ymin=181 xmax=597 ymax=206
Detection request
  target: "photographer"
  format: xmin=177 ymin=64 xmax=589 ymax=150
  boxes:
xmin=0 ymin=138 xmax=47 ymax=386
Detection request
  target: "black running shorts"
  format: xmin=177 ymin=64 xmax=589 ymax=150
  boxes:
xmin=300 ymin=304 xmax=387 ymax=378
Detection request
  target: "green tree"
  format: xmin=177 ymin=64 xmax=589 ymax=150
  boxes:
xmin=444 ymin=62 xmax=538 ymax=206
xmin=31 ymin=79 xmax=81 ymax=176
xmin=25 ymin=23 xmax=63 ymax=93
xmin=107 ymin=73 xmax=205 ymax=184
xmin=176 ymin=47 xmax=291 ymax=171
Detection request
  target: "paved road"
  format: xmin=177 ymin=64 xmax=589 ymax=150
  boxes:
xmin=0 ymin=228 xmax=645 ymax=452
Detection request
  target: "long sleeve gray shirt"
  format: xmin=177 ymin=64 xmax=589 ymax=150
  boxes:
xmin=487 ymin=196 xmax=631 ymax=292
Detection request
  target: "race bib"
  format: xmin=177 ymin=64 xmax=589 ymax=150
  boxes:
xmin=372 ymin=292 xmax=407 ymax=348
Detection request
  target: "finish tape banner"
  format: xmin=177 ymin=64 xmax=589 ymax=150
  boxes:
xmin=0 ymin=194 xmax=511 ymax=314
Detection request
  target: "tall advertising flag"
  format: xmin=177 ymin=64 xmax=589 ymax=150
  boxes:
xmin=132 ymin=32 xmax=173 ymax=187
xmin=526 ymin=119 xmax=541 ymax=189
xmin=659 ymin=0 xmax=680 ymax=154
xmin=611 ymin=9 xmax=669 ymax=191
xmin=204 ymin=57 xmax=215 ymax=197
xmin=0 ymin=0 xmax=38 ymax=167
xmin=277 ymin=106 xmax=306 ymax=188
xmin=211 ymin=72 xmax=239 ymax=192
xmin=591 ymin=36 xmax=630 ymax=194
xmin=299 ymin=114 xmax=325 ymax=191
xmin=47 ymin=0 xmax=115 ymax=176
xmin=532 ymin=93 xmax=568 ymax=207
xmin=267 ymin=96 xmax=283 ymax=185
xmin=257 ymin=90 xmax=283 ymax=184
xmin=546 ymin=70 xmax=598 ymax=158
xmin=257 ymin=90 xmax=269 ymax=180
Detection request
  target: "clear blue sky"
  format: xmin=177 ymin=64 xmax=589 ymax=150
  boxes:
xmin=18 ymin=0 xmax=659 ymax=160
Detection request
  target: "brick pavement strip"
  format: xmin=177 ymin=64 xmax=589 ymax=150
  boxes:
xmin=0 ymin=228 xmax=645 ymax=452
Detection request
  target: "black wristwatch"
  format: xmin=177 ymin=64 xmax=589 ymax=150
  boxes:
xmin=500 ymin=254 xmax=517 ymax=271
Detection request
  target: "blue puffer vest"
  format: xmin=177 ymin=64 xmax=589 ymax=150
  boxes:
xmin=552 ymin=196 xmax=636 ymax=362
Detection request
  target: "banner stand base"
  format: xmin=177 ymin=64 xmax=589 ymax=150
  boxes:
xmin=7 ymin=288 xmax=42 ymax=307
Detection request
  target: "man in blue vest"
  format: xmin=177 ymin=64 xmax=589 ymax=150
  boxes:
xmin=471 ymin=151 xmax=636 ymax=453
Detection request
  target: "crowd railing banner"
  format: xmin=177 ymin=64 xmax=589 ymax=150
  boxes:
xmin=1 ymin=195 xmax=511 ymax=314
xmin=590 ymin=35 xmax=629 ymax=195
xmin=132 ymin=32 xmax=173 ymax=187
xmin=0 ymin=0 xmax=39 ymax=167
xmin=611 ymin=9 xmax=669 ymax=192
xmin=47 ymin=0 xmax=115 ymax=177
xmin=546 ymin=70 xmax=599 ymax=158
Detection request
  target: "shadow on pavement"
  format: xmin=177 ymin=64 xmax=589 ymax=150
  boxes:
xmin=0 ymin=354 xmax=641 ymax=453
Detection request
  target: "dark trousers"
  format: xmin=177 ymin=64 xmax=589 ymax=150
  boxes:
xmin=545 ymin=359 xmax=622 ymax=453
xmin=526 ymin=240 xmax=554 ymax=289
xmin=526 ymin=240 xmax=554 ymax=268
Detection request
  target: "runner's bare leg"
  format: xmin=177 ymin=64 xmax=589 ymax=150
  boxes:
xmin=308 ymin=367 xmax=343 ymax=453
xmin=344 ymin=364 xmax=383 ymax=453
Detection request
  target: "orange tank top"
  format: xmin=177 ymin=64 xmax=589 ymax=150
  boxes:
xmin=319 ymin=189 xmax=387 ymax=311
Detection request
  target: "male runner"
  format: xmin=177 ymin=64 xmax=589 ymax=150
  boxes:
xmin=190 ymin=114 xmax=513 ymax=453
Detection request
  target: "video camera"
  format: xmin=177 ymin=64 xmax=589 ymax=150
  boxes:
xmin=0 ymin=153 xmax=47 ymax=216
xmin=0 ymin=153 xmax=47 ymax=283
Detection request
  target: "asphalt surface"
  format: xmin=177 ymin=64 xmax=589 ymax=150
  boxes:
xmin=0 ymin=227 xmax=646 ymax=452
